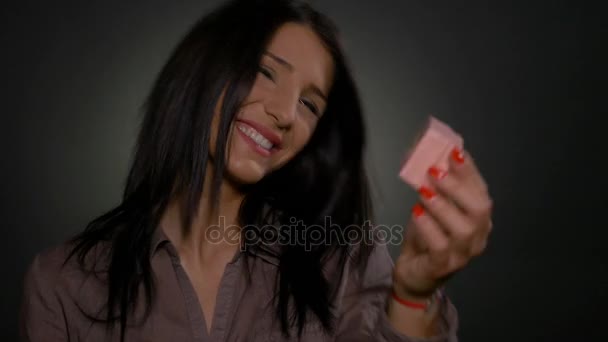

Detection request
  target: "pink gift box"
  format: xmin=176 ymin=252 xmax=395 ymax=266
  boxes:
xmin=399 ymin=116 xmax=464 ymax=189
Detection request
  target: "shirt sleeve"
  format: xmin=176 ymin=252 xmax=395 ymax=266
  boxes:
xmin=334 ymin=242 xmax=459 ymax=342
xmin=19 ymin=251 xmax=68 ymax=342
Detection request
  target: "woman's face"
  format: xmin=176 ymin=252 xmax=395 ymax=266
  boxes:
xmin=210 ymin=22 xmax=335 ymax=185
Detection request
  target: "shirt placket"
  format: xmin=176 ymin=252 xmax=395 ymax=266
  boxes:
xmin=208 ymin=256 xmax=241 ymax=341
xmin=165 ymin=244 xmax=243 ymax=342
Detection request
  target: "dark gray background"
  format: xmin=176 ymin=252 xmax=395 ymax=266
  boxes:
xmin=2 ymin=0 xmax=606 ymax=341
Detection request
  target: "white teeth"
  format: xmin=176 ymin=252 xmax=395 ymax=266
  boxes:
xmin=237 ymin=124 xmax=274 ymax=150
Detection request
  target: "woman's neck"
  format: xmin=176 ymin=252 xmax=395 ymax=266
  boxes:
xmin=160 ymin=168 xmax=245 ymax=265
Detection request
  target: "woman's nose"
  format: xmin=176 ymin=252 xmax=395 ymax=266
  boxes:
xmin=265 ymin=88 xmax=298 ymax=129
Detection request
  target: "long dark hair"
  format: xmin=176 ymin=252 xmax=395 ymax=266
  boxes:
xmin=65 ymin=0 xmax=374 ymax=339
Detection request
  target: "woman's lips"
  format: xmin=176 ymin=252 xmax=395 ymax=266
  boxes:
xmin=235 ymin=121 xmax=280 ymax=157
xmin=236 ymin=119 xmax=283 ymax=148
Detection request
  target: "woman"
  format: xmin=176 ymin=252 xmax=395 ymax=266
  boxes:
xmin=19 ymin=0 xmax=493 ymax=341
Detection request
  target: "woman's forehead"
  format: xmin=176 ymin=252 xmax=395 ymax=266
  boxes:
xmin=264 ymin=23 xmax=335 ymax=95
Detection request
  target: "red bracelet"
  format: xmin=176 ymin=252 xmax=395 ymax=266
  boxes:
xmin=391 ymin=290 xmax=429 ymax=310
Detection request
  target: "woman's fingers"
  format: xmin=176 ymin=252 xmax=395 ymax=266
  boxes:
xmin=427 ymin=166 xmax=493 ymax=227
xmin=417 ymin=188 xmax=478 ymax=260
xmin=396 ymin=148 xmax=494 ymax=294
xmin=448 ymin=148 xmax=490 ymax=198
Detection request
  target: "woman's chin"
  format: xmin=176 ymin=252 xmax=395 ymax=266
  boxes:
xmin=225 ymin=161 xmax=267 ymax=186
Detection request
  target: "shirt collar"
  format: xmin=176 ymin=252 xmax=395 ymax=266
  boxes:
xmin=245 ymin=243 xmax=281 ymax=266
xmin=150 ymin=224 xmax=171 ymax=258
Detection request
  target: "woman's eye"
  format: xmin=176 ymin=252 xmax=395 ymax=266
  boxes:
xmin=300 ymin=98 xmax=319 ymax=116
xmin=258 ymin=66 xmax=274 ymax=81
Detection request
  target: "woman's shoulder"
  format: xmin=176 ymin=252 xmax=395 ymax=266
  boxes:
xmin=24 ymin=242 xmax=75 ymax=287
xmin=28 ymin=237 xmax=110 ymax=270
xmin=22 ymin=238 xmax=112 ymax=299
xmin=20 ymin=239 xmax=115 ymax=339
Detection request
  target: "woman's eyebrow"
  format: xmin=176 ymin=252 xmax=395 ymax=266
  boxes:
xmin=263 ymin=51 xmax=328 ymax=102
xmin=309 ymin=86 xmax=328 ymax=102
xmin=264 ymin=51 xmax=294 ymax=71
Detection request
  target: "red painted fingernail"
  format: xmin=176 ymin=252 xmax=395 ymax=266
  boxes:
xmin=428 ymin=166 xmax=446 ymax=180
xmin=412 ymin=203 xmax=425 ymax=218
xmin=451 ymin=148 xmax=465 ymax=164
xmin=418 ymin=186 xmax=436 ymax=200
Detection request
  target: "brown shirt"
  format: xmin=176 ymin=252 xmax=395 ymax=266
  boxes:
xmin=19 ymin=225 xmax=459 ymax=341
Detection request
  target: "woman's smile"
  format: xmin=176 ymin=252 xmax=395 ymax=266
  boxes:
xmin=234 ymin=119 xmax=282 ymax=157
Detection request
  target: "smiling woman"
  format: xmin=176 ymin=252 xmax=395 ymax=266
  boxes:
xmin=210 ymin=23 xmax=335 ymax=184
xmin=18 ymin=0 xmax=489 ymax=341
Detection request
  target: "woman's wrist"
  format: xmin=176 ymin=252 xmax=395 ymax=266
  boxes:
xmin=392 ymin=278 xmax=437 ymax=302
xmin=391 ymin=290 xmax=431 ymax=310
xmin=386 ymin=282 xmax=444 ymax=337
xmin=391 ymin=284 xmax=443 ymax=312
